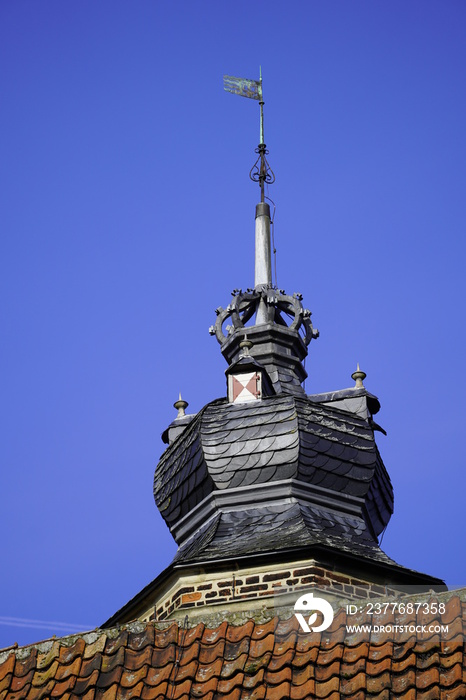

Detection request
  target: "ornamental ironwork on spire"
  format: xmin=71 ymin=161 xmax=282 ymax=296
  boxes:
xmin=212 ymin=70 xmax=319 ymax=395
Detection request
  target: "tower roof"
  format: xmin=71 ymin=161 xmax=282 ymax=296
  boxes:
xmin=155 ymin=393 xmax=392 ymax=561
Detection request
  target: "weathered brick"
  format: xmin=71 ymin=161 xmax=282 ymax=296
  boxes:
xmin=181 ymin=592 xmax=202 ymax=605
xmin=293 ymin=567 xmax=319 ymax=577
xmin=172 ymin=587 xmax=194 ymax=602
xmin=263 ymin=572 xmax=290 ymax=583
xmin=240 ymin=584 xmax=268 ymax=593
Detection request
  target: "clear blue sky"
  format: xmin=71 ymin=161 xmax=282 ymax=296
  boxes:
xmin=1 ymin=1 xmax=465 ymax=649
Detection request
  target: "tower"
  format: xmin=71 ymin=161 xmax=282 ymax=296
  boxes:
xmin=2 ymin=72 xmax=463 ymax=700
xmin=104 ymin=74 xmax=444 ymax=629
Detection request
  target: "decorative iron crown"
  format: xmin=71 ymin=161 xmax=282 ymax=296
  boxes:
xmin=209 ymin=285 xmax=319 ymax=346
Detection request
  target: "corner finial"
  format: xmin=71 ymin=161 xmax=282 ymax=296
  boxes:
xmin=174 ymin=393 xmax=189 ymax=419
xmin=239 ymin=334 xmax=253 ymax=357
xmin=351 ymin=363 xmax=367 ymax=389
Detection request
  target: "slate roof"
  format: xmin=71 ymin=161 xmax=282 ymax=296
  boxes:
xmin=154 ymin=394 xmax=394 ymax=560
xmin=2 ymin=591 xmax=465 ymax=699
xmin=172 ymin=502 xmax=400 ymax=570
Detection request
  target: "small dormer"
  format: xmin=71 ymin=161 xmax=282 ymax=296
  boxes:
xmin=225 ymin=338 xmax=274 ymax=404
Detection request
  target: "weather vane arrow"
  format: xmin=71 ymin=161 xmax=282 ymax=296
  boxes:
xmin=223 ymin=68 xmax=275 ymax=203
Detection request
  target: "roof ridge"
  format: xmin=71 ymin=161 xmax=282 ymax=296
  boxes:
xmin=3 ymin=587 xmax=465 ymax=660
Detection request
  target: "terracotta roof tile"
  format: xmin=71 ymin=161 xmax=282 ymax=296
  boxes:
xmin=217 ymin=671 xmax=245 ymax=694
xmin=0 ymin=675 xmax=12 ymax=695
xmin=120 ymin=664 xmax=149 ymax=688
xmin=127 ymin=625 xmax=155 ymax=651
xmin=242 ymin=667 xmax=265 ymax=689
xmin=10 ymin=668 xmax=33 ymax=693
xmin=224 ymin=637 xmax=250 ymax=661
xmin=443 ymin=684 xmax=466 ymax=700
xmin=392 ymin=645 xmax=416 ymax=668
xmin=96 ymin=683 xmax=118 ymax=700
xmin=49 ymin=674 xmax=76 ymax=697
xmin=100 ymin=645 xmax=124 ymax=673
xmin=316 ymin=644 xmax=344 ymax=667
xmin=151 ymin=642 xmax=176 ymax=667
xmin=367 ymin=640 xmax=392 ymax=661
xmin=1 ymin=592 xmax=466 ymax=699
xmin=249 ymin=635 xmax=273 ymax=659
xmin=221 ymin=652 xmax=248 ymax=678
xmin=141 ymin=680 xmax=168 ymax=699
xmin=104 ymin=630 xmax=128 ymax=656
xmin=366 ymin=669 xmax=392 ymax=694
xmin=290 ymin=678 xmax=315 ymax=699
xmin=341 ymin=655 xmax=366 ymax=681
xmin=292 ymin=649 xmax=317 ymax=670
xmin=83 ymin=634 xmax=106 ymax=660
xmin=5 ymin=689 xmax=33 ymax=700
xmin=0 ymin=653 xmax=14 ymax=683
xmin=390 ymin=666 xmax=416 ymax=694
xmin=95 ymin=665 xmax=122 ymax=689
xmin=314 ymin=658 xmax=340 ymax=682
xmin=416 ymin=688 xmax=440 ymax=700
xmin=314 ymin=675 xmax=340 ymax=697
xmin=291 ymin=661 xmax=314 ymax=686
xmin=202 ymin=620 xmax=228 ymax=644
xmin=58 ymin=637 xmax=85 ymax=665
xmin=27 ymin=678 xmax=55 ymax=700
xmin=144 ymin=662 xmax=171 ymax=686
xmin=74 ymin=667 xmax=100 ymax=694
xmin=14 ymin=648 xmax=36 ymax=678
xmin=243 ymin=652 xmax=272 ymax=675
xmin=251 ymin=619 xmax=277 ymax=640
xmin=227 ymin=620 xmax=254 ymax=643
xmin=195 ymin=656 xmax=223 ymax=682
xmin=80 ymin=652 xmax=102 ymax=678
xmin=81 ymin=686 xmax=95 ymax=699
xmin=339 ymin=669 xmax=367 ymax=695
xmin=190 ymin=674 xmax=218 ymax=696
xmin=265 ymin=679 xmax=291 ymax=699
xmin=198 ymin=638 xmax=225 ymax=663
xmin=416 ymin=666 xmax=440 ymax=689
xmin=124 ymin=644 xmax=152 ymax=671
xmin=366 ymin=655 xmax=390 ymax=675
xmin=32 ymin=659 xmax=59 ymax=686
xmin=441 ymin=662 xmax=463 ymax=687
xmin=170 ymin=676 xmax=192 ymax=699
xmin=174 ymin=658 xmax=198 ymax=683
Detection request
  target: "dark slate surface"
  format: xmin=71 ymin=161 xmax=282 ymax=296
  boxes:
xmin=154 ymin=394 xmax=394 ymax=549
xmin=296 ymin=396 xmax=376 ymax=498
xmin=172 ymin=501 xmax=399 ymax=569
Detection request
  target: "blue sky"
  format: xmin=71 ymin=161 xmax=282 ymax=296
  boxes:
xmin=1 ymin=1 xmax=465 ymax=649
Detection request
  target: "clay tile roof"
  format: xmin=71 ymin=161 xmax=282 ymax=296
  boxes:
xmin=1 ymin=592 xmax=465 ymax=699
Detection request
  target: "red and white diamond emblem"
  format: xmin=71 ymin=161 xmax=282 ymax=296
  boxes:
xmin=229 ymin=372 xmax=261 ymax=403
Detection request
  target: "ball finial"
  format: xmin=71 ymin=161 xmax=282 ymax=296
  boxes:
xmin=239 ymin=334 xmax=253 ymax=357
xmin=351 ymin=363 xmax=366 ymax=388
xmin=174 ymin=393 xmax=189 ymax=418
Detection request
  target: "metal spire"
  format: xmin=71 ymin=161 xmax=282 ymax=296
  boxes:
xmin=223 ymin=69 xmax=275 ymax=323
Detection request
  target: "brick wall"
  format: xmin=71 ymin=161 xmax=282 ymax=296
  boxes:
xmin=141 ymin=561 xmax=398 ymax=623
